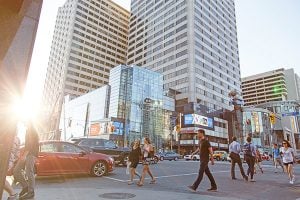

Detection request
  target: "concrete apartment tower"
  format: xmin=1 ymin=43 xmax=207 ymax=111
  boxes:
xmin=42 ymin=0 xmax=129 ymax=138
xmin=127 ymin=0 xmax=241 ymax=111
xmin=242 ymin=68 xmax=300 ymax=106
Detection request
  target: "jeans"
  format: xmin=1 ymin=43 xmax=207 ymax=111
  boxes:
xmin=192 ymin=160 xmax=217 ymax=189
xmin=230 ymin=152 xmax=246 ymax=179
xmin=13 ymin=154 xmax=36 ymax=192
xmin=245 ymin=155 xmax=255 ymax=179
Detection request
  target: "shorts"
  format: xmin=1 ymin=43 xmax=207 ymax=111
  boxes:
xmin=283 ymin=162 xmax=293 ymax=166
xmin=130 ymin=162 xmax=138 ymax=168
xmin=142 ymin=158 xmax=151 ymax=165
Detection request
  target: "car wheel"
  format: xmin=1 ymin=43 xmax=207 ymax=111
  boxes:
xmin=91 ymin=160 xmax=107 ymax=177
xmin=160 ymin=156 xmax=164 ymax=161
xmin=193 ymin=156 xmax=197 ymax=161
xmin=174 ymin=157 xmax=178 ymax=161
xmin=216 ymin=157 xmax=220 ymax=161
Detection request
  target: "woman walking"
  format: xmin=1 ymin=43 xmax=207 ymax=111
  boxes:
xmin=137 ymin=137 xmax=156 ymax=186
xmin=128 ymin=140 xmax=142 ymax=185
xmin=280 ymin=140 xmax=296 ymax=184
xmin=255 ymin=149 xmax=263 ymax=174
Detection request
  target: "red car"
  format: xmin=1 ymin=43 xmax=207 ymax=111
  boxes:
xmin=31 ymin=141 xmax=114 ymax=177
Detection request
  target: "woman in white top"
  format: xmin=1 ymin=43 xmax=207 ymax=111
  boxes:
xmin=280 ymin=140 xmax=296 ymax=184
xmin=137 ymin=137 xmax=156 ymax=186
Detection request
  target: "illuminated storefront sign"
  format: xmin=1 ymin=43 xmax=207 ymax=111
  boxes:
xmin=184 ymin=114 xmax=214 ymax=128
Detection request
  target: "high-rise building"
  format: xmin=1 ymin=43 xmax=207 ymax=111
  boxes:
xmin=242 ymin=68 xmax=300 ymax=106
xmin=42 ymin=0 xmax=129 ymax=136
xmin=127 ymin=0 xmax=241 ymax=111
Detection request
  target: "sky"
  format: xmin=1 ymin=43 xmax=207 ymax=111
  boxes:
xmin=24 ymin=0 xmax=300 ymax=112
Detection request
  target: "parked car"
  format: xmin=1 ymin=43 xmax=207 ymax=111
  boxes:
xmin=184 ymin=154 xmax=200 ymax=161
xmin=295 ymin=154 xmax=300 ymax=164
xmin=70 ymin=137 xmax=130 ymax=166
xmin=213 ymin=151 xmax=228 ymax=161
xmin=32 ymin=141 xmax=114 ymax=177
xmin=155 ymin=152 xmax=180 ymax=161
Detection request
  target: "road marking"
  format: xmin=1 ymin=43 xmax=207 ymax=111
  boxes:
xmin=104 ymin=170 xmax=231 ymax=183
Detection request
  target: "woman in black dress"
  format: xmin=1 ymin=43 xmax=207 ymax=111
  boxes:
xmin=128 ymin=140 xmax=142 ymax=185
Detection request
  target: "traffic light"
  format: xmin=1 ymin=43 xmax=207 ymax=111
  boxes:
xmin=269 ymin=113 xmax=276 ymax=124
xmin=176 ymin=124 xmax=181 ymax=132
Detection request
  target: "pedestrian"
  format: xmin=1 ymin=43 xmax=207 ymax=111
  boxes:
xmin=4 ymin=135 xmax=20 ymax=200
xmin=137 ymin=137 xmax=156 ymax=186
xmin=243 ymin=136 xmax=256 ymax=182
xmin=187 ymin=129 xmax=217 ymax=192
xmin=229 ymin=136 xmax=248 ymax=181
xmin=254 ymin=149 xmax=263 ymax=174
xmin=128 ymin=140 xmax=142 ymax=185
xmin=280 ymin=140 xmax=296 ymax=184
xmin=272 ymin=143 xmax=284 ymax=173
xmin=13 ymin=122 xmax=39 ymax=199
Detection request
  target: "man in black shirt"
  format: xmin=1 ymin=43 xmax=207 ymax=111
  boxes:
xmin=188 ymin=129 xmax=217 ymax=192
xmin=14 ymin=122 xmax=39 ymax=199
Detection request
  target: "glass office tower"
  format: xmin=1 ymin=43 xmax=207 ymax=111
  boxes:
xmin=109 ymin=65 xmax=164 ymax=147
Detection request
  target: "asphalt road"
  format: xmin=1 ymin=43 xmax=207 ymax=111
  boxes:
xmin=5 ymin=160 xmax=300 ymax=200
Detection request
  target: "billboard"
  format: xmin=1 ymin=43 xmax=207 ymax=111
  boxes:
xmin=184 ymin=114 xmax=214 ymax=128
xmin=89 ymin=121 xmax=124 ymax=136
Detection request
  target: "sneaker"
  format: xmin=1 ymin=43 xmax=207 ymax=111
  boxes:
xmin=289 ymin=180 xmax=294 ymax=185
xmin=207 ymin=187 xmax=217 ymax=192
xmin=187 ymin=185 xmax=196 ymax=192
xmin=127 ymin=181 xmax=134 ymax=185
xmin=244 ymin=176 xmax=248 ymax=181
xmin=232 ymin=177 xmax=237 ymax=180
xmin=19 ymin=187 xmax=28 ymax=197
xmin=19 ymin=191 xmax=34 ymax=200
xmin=250 ymin=179 xmax=256 ymax=182
xmin=7 ymin=193 xmax=18 ymax=200
xmin=149 ymin=179 xmax=156 ymax=184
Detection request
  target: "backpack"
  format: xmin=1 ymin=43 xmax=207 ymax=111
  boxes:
xmin=243 ymin=143 xmax=253 ymax=157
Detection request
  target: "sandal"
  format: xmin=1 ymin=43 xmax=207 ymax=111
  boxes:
xmin=128 ymin=181 xmax=134 ymax=185
xmin=150 ymin=179 xmax=156 ymax=184
xmin=137 ymin=182 xmax=143 ymax=187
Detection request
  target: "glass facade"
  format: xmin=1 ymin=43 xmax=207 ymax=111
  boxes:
xmin=109 ymin=65 xmax=165 ymax=147
xmin=242 ymin=109 xmax=274 ymax=152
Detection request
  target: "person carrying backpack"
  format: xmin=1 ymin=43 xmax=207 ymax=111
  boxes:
xmin=243 ymin=136 xmax=257 ymax=182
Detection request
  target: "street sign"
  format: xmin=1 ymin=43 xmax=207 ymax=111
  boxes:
xmin=282 ymin=112 xmax=300 ymax=117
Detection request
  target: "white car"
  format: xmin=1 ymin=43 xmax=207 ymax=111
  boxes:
xmin=184 ymin=154 xmax=200 ymax=161
xmin=227 ymin=152 xmax=245 ymax=163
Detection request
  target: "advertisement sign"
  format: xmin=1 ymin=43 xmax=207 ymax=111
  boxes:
xmin=89 ymin=121 xmax=124 ymax=136
xmin=90 ymin=123 xmax=100 ymax=136
xmin=184 ymin=114 xmax=214 ymax=128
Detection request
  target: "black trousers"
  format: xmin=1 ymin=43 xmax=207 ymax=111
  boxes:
xmin=192 ymin=160 xmax=217 ymax=189
xmin=245 ymin=155 xmax=256 ymax=179
xmin=230 ymin=152 xmax=246 ymax=179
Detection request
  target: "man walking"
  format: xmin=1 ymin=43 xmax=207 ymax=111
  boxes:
xmin=14 ymin=122 xmax=39 ymax=199
xmin=229 ymin=136 xmax=248 ymax=181
xmin=187 ymin=129 xmax=217 ymax=192
xmin=272 ymin=143 xmax=284 ymax=173
xmin=243 ymin=136 xmax=256 ymax=182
